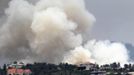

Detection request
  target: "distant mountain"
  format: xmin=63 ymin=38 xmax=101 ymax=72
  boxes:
xmin=125 ymin=43 xmax=134 ymax=61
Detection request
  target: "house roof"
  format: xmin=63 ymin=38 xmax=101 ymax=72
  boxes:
xmin=7 ymin=68 xmax=31 ymax=74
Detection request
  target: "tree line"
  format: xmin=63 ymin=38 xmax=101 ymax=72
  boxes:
xmin=1 ymin=62 xmax=134 ymax=75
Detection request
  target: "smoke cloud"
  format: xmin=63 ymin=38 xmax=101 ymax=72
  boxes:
xmin=0 ymin=0 xmax=129 ymax=65
xmin=63 ymin=40 xmax=129 ymax=65
xmin=85 ymin=40 xmax=129 ymax=65
xmin=0 ymin=0 xmax=95 ymax=64
xmin=63 ymin=46 xmax=95 ymax=65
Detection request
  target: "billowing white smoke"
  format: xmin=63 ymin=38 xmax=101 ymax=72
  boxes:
xmin=0 ymin=0 xmax=95 ymax=64
xmin=31 ymin=7 xmax=83 ymax=63
xmin=63 ymin=46 xmax=95 ymax=65
xmin=85 ymin=40 xmax=129 ymax=65
xmin=63 ymin=40 xmax=129 ymax=65
xmin=0 ymin=0 xmax=129 ymax=65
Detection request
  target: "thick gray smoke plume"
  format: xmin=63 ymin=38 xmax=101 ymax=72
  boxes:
xmin=0 ymin=0 xmax=129 ymax=65
xmin=0 ymin=0 xmax=95 ymax=64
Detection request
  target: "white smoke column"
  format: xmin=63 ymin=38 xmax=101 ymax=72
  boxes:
xmin=0 ymin=0 xmax=95 ymax=64
xmin=0 ymin=0 xmax=130 ymax=65
xmin=85 ymin=40 xmax=129 ymax=65
xmin=31 ymin=7 xmax=82 ymax=63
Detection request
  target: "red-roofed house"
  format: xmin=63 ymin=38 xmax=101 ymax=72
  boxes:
xmin=7 ymin=68 xmax=31 ymax=75
xmin=7 ymin=62 xmax=32 ymax=75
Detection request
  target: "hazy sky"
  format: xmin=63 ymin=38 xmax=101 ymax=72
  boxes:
xmin=85 ymin=0 xmax=134 ymax=45
xmin=0 ymin=0 xmax=134 ymax=45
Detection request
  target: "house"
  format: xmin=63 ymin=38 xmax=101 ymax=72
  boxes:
xmin=7 ymin=62 xmax=32 ymax=75
xmin=7 ymin=68 xmax=31 ymax=75
xmin=79 ymin=62 xmax=98 ymax=70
